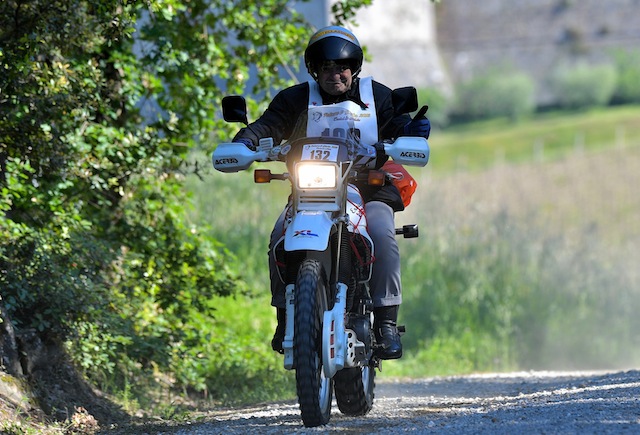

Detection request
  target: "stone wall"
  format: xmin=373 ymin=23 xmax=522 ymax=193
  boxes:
xmin=435 ymin=0 xmax=640 ymax=104
xmin=295 ymin=1 xmax=449 ymax=92
xmin=353 ymin=0 xmax=450 ymax=92
xmin=296 ymin=0 xmax=640 ymax=104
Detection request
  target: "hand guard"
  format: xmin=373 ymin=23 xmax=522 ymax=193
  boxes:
xmin=233 ymin=138 xmax=256 ymax=151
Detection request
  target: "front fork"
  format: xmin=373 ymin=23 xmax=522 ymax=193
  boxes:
xmin=283 ymin=280 xmax=368 ymax=375
xmin=283 ymin=223 xmax=416 ymax=372
xmin=283 ymin=283 xmax=295 ymax=370
xmin=322 ymin=282 xmax=348 ymax=378
xmin=282 ymin=222 xmax=370 ymax=374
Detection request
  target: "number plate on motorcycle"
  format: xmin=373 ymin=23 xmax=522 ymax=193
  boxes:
xmin=301 ymin=144 xmax=339 ymax=162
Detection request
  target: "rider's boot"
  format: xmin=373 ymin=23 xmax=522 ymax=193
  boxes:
xmin=374 ymin=305 xmax=403 ymax=360
xmin=271 ymin=307 xmax=286 ymax=354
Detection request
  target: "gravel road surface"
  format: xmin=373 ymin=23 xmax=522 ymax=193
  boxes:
xmin=116 ymin=370 xmax=639 ymax=434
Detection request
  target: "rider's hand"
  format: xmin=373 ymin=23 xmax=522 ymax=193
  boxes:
xmin=234 ymin=138 xmax=256 ymax=151
xmin=403 ymin=117 xmax=431 ymax=139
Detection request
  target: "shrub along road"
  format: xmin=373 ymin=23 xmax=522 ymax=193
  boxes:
xmin=110 ymin=370 xmax=640 ymax=434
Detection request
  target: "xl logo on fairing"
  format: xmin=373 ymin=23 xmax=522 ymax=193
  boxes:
xmin=215 ymin=157 xmax=239 ymax=165
xmin=400 ymin=151 xmax=427 ymax=159
xmin=293 ymin=230 xmax=319 ymax=238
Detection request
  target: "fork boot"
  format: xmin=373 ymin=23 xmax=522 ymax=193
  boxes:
xmin=271 ymin=307 xmax=286 ymax=354
xmin=374 ymin=305 xmax=403 ymax=360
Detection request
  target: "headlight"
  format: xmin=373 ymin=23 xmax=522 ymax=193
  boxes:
xmin=296 ymin=163 xmax=337 ymax=189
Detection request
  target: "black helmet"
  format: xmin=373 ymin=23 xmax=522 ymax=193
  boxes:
xmin=304 ymin=26 xmax=363 ymax=79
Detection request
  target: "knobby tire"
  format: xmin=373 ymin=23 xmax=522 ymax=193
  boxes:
xmin=294 ymin=259 xmax=332 ymax=427
xmin=334 ymin=362 xmax=375 ymax=415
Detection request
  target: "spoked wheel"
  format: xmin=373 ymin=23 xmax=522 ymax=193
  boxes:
xmin=334 ymin=363 xmax=375 ymax=415
xmin=294 ymin=259 xmax=332 ymax=427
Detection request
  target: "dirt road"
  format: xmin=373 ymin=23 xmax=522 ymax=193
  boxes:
xmin=118 ymin=370 xmax=639 ymax=434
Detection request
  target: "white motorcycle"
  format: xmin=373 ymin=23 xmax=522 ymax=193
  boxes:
xmin=213 ymin=87 xmax=429 ymax=427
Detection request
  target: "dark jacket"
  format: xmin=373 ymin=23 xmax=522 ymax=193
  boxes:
xmin=234 ymin=78 xmax=411 ymax=211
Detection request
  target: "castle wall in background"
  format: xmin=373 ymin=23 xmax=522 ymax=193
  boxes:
xmin=295 ymin=0 xmax=640 ymax=105
xmin=351 ymin=0 xmax=450 ymax=93
xmin=436 ymin=0 xmax=640 ymax=104
xmin=293 ymin=1 xmax=448 ymax=92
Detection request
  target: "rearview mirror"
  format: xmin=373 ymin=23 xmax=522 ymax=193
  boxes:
xmin=391 ymin=87 xmax=419 ymax=115
xmin=222 ymin=95 xmax=248 ymax=124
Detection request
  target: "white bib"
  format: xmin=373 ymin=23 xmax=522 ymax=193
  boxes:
xmin=306 ymin=77 xmax=378 ymax=146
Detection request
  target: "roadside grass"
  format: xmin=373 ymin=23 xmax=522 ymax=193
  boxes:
xmin=186 ymin=104 xmax=640 ymax=398
xmin=430 ymin=105 xmax=640 ymax=173
xmin=185 ymin=164 xmax=296 ymax=403
xmin=388 ymin=144 xmax=640 ymax=377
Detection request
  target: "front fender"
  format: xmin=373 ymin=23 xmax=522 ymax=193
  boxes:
xmin=284 ymin=211 xmax=333 ymax=252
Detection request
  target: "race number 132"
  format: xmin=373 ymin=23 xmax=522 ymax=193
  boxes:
xmin=301 ymin=144 xmax=339 ymax=161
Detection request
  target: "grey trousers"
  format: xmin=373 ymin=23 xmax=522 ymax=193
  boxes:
xmin=269 ymin=200 xmax=402 ymax=309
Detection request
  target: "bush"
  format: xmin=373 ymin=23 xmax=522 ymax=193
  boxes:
xmin=550 ymin=62 xmax=617 ymax=109
xmin=454 ymin=70 xmax=536 ymax=121
xmin=396 ymin=201 xmax=640 ymax=374
xmin=417 ymin=87 xmax=451 ymax=128
xmin=611 ymin=49 xmax=640 ymax=104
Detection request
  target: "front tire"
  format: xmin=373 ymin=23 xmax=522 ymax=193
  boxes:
xmin=294 ymin=259 xmax=332 ymax=427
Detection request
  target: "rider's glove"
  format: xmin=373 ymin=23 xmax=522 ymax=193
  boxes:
xmin=234 ymin=138 xmax=256 ymax=151
xmin=403 ymin=117 xmax=431 ymax=139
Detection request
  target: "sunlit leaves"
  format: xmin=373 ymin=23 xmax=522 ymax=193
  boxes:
xmin=1 ymin=0 xmax=370 ymax=395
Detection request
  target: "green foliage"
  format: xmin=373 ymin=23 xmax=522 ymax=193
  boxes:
xmin=331 ymin=0 xmax=373 ymax=25
xmin=194 ymin=108 xmax=640 ymax=387
xmin=417 ymin=87 xmax=451 ymax=128
xmin=386 ymin=330 xmax=507 ymax=377
xmin=65 ymin=321 xmax=131 ymax=381
xmin=1 ymin=228 xmax=109 ymax=335
xmin=454 ymin=68 xmax=536 ymax=121
xmin=395 ymin=201 xmax=640 ymax=374
xmin=0 ymin=0 xmax=373 ymax=410
xmin=396 ymin=212 xmax=519 ymax=373
xmin=171 ymin=295 xmax=295 ymax=403
xmin=133 ymin=0 xmax=310 ymax=138
xmin=550 ymin=62 xmax=617 ymax=109
xmin=0 ymin=421 xmax=42 ymax=435
xmin=182 ymin=162 xmax=296 ymax=403
xmin=430 ymin=105 xmax=640 ymax=174
xmin=1 ymin=154 xmax=110 ymax=335
xmin=611 ymin=49 xmax=640 ymax=104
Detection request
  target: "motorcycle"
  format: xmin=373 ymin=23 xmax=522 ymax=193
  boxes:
xmin=212 ymin=87 xmax=429 ymax=427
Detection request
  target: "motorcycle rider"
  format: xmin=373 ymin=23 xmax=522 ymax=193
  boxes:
xmin=232 ymin=25 xmax=430 ymax=360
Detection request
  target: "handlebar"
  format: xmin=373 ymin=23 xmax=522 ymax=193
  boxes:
xmin=212 ymin=135 xmax=429 ymax=173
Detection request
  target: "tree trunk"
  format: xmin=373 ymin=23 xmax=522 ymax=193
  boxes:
xmin=0 ymin=300 xmax=24 ymax=376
